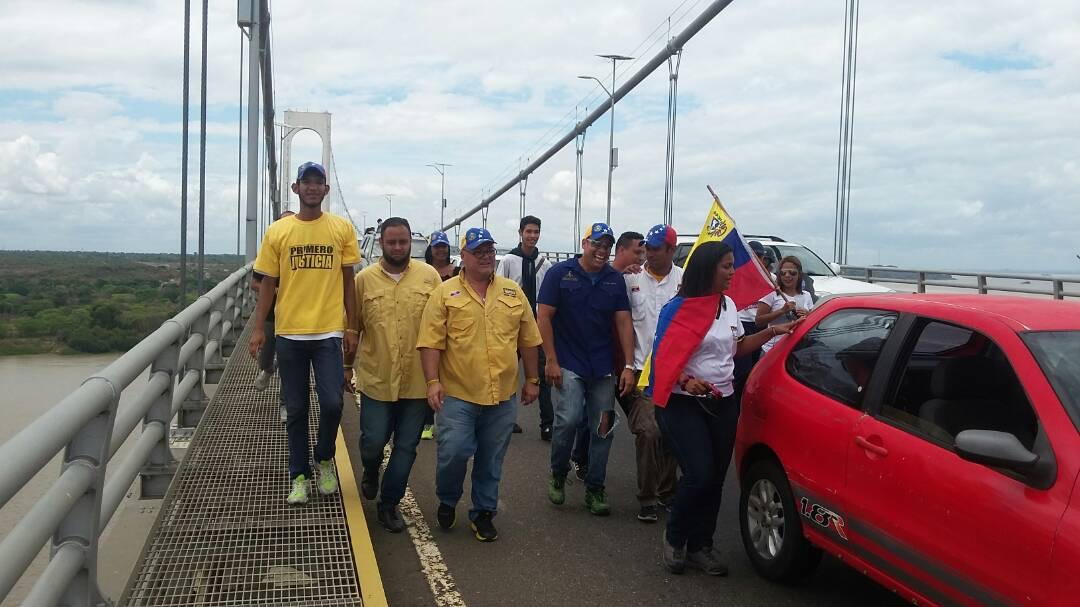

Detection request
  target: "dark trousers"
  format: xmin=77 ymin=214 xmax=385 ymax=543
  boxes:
xmin=359 ymin=394 xmax=428 ymax=509
xmin=277 ymin=336 xmax=345 ymax=480
xmin=536 ymin=348 xmax=554 ymax=428
xmin=733 ymin=321 xmax=762 ymax=403
xmin=656 ymin=393 xmax=739 ymax=553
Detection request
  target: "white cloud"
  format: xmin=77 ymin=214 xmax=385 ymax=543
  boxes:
xmin=0 ymin=0 xmax=1078 ymax=271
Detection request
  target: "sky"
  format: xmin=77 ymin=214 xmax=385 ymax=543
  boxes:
xmin=1 ymin=0 xmax=1077 ymax=272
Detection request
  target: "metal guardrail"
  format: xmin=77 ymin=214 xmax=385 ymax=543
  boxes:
xmin=840 ymin=265 xmax=1080 ymax=299
xmin=0 ymin=263 xmax=253 ymax=606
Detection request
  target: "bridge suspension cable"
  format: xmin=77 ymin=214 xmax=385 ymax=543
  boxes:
xmin=440 ymin=0 xmax=737 ymax=232
xmin=833 ymin=0 xmax=860 ymax=265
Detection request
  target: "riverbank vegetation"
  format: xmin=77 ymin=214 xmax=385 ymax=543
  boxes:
xmin=0 ymin=251 xmax=243 ymax=355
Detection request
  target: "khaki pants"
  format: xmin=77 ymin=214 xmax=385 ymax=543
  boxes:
xmin=625 ymin=387 xmax=677 ymax=506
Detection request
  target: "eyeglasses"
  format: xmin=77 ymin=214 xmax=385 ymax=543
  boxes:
xmin=469 ymin=248 xmax=497 ymax=259
xmin=586 ymin=239 xmax=613 ymax=251
xmin=779 ymin=269 xmax=799 ymax=276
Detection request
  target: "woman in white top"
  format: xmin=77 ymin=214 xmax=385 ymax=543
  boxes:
xmin=653 ymin=242 xmax=799 ymax=576
xmin=756 ymin=255 xmax=814 ymax=353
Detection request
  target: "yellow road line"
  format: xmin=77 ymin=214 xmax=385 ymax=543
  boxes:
xmin=336 ymin=428 xmax=388 ymax=607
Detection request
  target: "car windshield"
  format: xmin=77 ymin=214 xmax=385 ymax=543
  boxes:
xmin=770 ymin=244 xmax=835 ymax=276
xmin=1022 ymin=331 xmax=1080 ymax=433
xmin=370 ymin=238 xmax=429 ymax=260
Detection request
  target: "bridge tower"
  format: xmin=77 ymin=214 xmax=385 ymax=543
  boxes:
xmin=279 ymin=110 xmax=333 ymax=212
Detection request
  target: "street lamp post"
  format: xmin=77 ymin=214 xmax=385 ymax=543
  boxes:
xmin=426 ymin=162 xmax=451 ymax=228
xmin=384 ymin=193 xmax=394 ymax=217
xmin=580 ymin=53 xmax=632 ymax=225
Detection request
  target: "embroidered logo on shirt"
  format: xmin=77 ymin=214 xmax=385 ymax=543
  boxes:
xmin=502 ymin=288 xmax=517 ymax=297
xmin=288 ymin=244 xmax=335 ymax=271
xmin=562 ymin=273 xmax=578 ymax=282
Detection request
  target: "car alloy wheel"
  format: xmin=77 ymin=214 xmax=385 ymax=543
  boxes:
xmin=746 ymin=477 xmax=785 ymax=560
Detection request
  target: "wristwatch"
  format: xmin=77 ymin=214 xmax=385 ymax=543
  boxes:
xmin=623 ymin=364 xmax=634 ymax=371
xmin=526 ymin=377 xmax=541 ymax=385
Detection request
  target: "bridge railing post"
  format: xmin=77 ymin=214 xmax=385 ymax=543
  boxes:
xmin=50 ymin=376 xmax=118 ymax=607
xmin=178 ymin=306 xmax=210 ymax=429
xmin=203 ymin=295 xmax=228 ymax=385
xmin=916 ymin=271 xmax=926 ymax=293
xmin=139 ymin=323 xmax=182 ymax=499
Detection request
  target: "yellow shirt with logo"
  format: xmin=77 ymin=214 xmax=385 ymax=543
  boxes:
xmin=253 ymin=213 xmax=360 ymax=335
xmin=416 ymin=274 xmax=543 ymax=405
xmin=353 ymin=260 xmax=441 ymax=402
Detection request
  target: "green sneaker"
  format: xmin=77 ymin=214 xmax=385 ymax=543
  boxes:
xmin=317 ymin=460 xmax=338 ymax=495
xmin=287 ymin=475 xmax=309 ymax=505
xmin=548 ymin=474 xmax=566 ymax=505
xmin=585 ymin=488 xmax=611 ymax=516
xmin=420 ymin=425 xmax=435 ymax=440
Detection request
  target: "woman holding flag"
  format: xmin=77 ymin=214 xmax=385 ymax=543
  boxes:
xmin=647 ymin=240 xmax=800 ymax=575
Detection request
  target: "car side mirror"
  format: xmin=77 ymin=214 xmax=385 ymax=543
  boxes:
xmin=828 ymin=262 xmax=842 ymax=275
xmin=954 ymin=430 xmax=1039 ymax=473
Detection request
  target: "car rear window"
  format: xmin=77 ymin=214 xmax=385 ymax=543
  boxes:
xmin=1022 ymin=331 xmax=1080 ymax=432
xmin=785 ymin=308 xmax=897 ymax=408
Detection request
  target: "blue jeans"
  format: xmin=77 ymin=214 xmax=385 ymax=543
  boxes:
xmin=550 ymin=368 xmax=617 ymax=491
xmin=435 ymin=395 xmax=518 ymax=520
xmin=359 ymin=393 xmax=428 ymax=509
xmin=276 ymin=336 xmax=344 ymax=480
xmin=656 ymin=393 xmax=739 ymax=553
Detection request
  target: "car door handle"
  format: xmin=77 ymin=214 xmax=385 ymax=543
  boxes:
xmin=855 ymin=435 xmax=889 ymax=457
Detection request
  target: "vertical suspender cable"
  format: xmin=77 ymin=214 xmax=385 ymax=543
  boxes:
xmin=663 ymin=45 xmax=683 ymax=226
xmin=180 ymin=0 xmax=190 ymax=306
xmin=236 ymin=31 xmax=244 ymax=256
xmin=832 ymin=0 xmax=850 ymax=263
xmin=197 ymin=0 xmax=208 ymax=295
xmin=843 ymin=0 xmax=860 ymax=264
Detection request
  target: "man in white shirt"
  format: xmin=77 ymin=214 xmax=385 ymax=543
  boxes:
xmin=496 ymin=215 xmax=553 ymax=439
xmin=623 ymin=224 xmax=682 ymax=523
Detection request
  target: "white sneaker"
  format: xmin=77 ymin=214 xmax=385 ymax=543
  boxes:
xmin=280 ymin=404 xmax=288 ymax=423
xmin=254 ymin=370 xmax=271 ymax=391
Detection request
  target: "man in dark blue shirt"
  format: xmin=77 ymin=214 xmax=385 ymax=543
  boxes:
xmin=536 ymin=222 xmax=635 ymax=516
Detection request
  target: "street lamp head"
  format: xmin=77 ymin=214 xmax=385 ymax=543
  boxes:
xmin=597 ymin=54 xmax=634 ymax=61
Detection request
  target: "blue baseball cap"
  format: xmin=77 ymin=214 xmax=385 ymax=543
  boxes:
xmin=645 ymin=224 xmax=677 ymax=248
xmin=462 ymin=227 xmax=496 ymax=251
xmin=296 ymin=161 xmax=327 ymax=181
xmin=429 ymin=231 xmax=450 ymax=247
xmin=582 ymin=222 xmax=615 ymax=243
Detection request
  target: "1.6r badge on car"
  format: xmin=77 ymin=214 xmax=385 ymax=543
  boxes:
xmin=799 ymin=497 xmax=848 ymax=540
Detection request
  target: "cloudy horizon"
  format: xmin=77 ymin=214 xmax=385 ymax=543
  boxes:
xmin=1 ymin=0 xmax=1077 ymax=273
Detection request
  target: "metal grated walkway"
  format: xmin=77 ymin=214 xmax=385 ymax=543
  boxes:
xmin=121 ymin=318 xmax=363 ymax=606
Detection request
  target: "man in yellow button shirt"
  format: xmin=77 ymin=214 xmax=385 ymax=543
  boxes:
xmin=417 ymin=227 xmax=542 ymax=542
xmin=345 ymin=217 xmax=441 ymax=533
xmin=249 ymin=161 xmax=359 ymax=506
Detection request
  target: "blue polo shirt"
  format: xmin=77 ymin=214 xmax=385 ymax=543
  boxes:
xmin=537 ymin=259 xmax=630 ymax=379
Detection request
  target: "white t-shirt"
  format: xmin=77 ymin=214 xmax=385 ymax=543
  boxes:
xmin=626 ymin=264 xmax=684 ymax=370
xmin=758 ymin=291 xmax=814 ymax=353
xmin=496 ymin=251 xmax=550 ymax=304
xmin=673 ymin=295 xmax=743 ymax=398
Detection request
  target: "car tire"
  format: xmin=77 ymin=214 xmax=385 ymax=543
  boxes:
xmin=739 ymin=458 xmax=822 ymax=583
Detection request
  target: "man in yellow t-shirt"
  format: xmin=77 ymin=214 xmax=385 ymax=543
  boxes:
xmin=416 ymin=227 xmax=542 ymax=542
xmin=249 ymin=161 xmax=359 ymax=506
xmin=343 ymin=217 xmax=440 ymax=534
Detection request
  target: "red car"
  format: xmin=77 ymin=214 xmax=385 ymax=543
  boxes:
xmin=735 ymin=294 xmax=1080 ymax=607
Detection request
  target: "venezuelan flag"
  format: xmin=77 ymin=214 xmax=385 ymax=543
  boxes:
xmin=644 ymin=294 xmax=722 ymax=406
xmin=684 ymin=194 xmax=776 ymax=311
xmin=638 ymin=191 xmax=776 ymax=404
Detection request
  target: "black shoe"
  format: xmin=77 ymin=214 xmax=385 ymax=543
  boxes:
xmin=377 ymin=506 xmax=406 ymax=533
xmin=437 ymin=503 xmax=456 ymax=530
xmin=572 ymin=461 xmax=588 ymax=482
xmin=663 ymin=533 xmax=686 ymax=574
xmin=470 ymin=511 xmax=498 ymax=542
xmin=360 ymin=470 xmax=379 ymax=500
xmin=637 ymin=504 xmax=659 ymax=523
xmin=512 ymin=423 xmax=523 ymax=434
xmin=539 ymin=425 xmax=552 ymax=441
xmin=686 ymin=547 xmax=728 ymax=576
